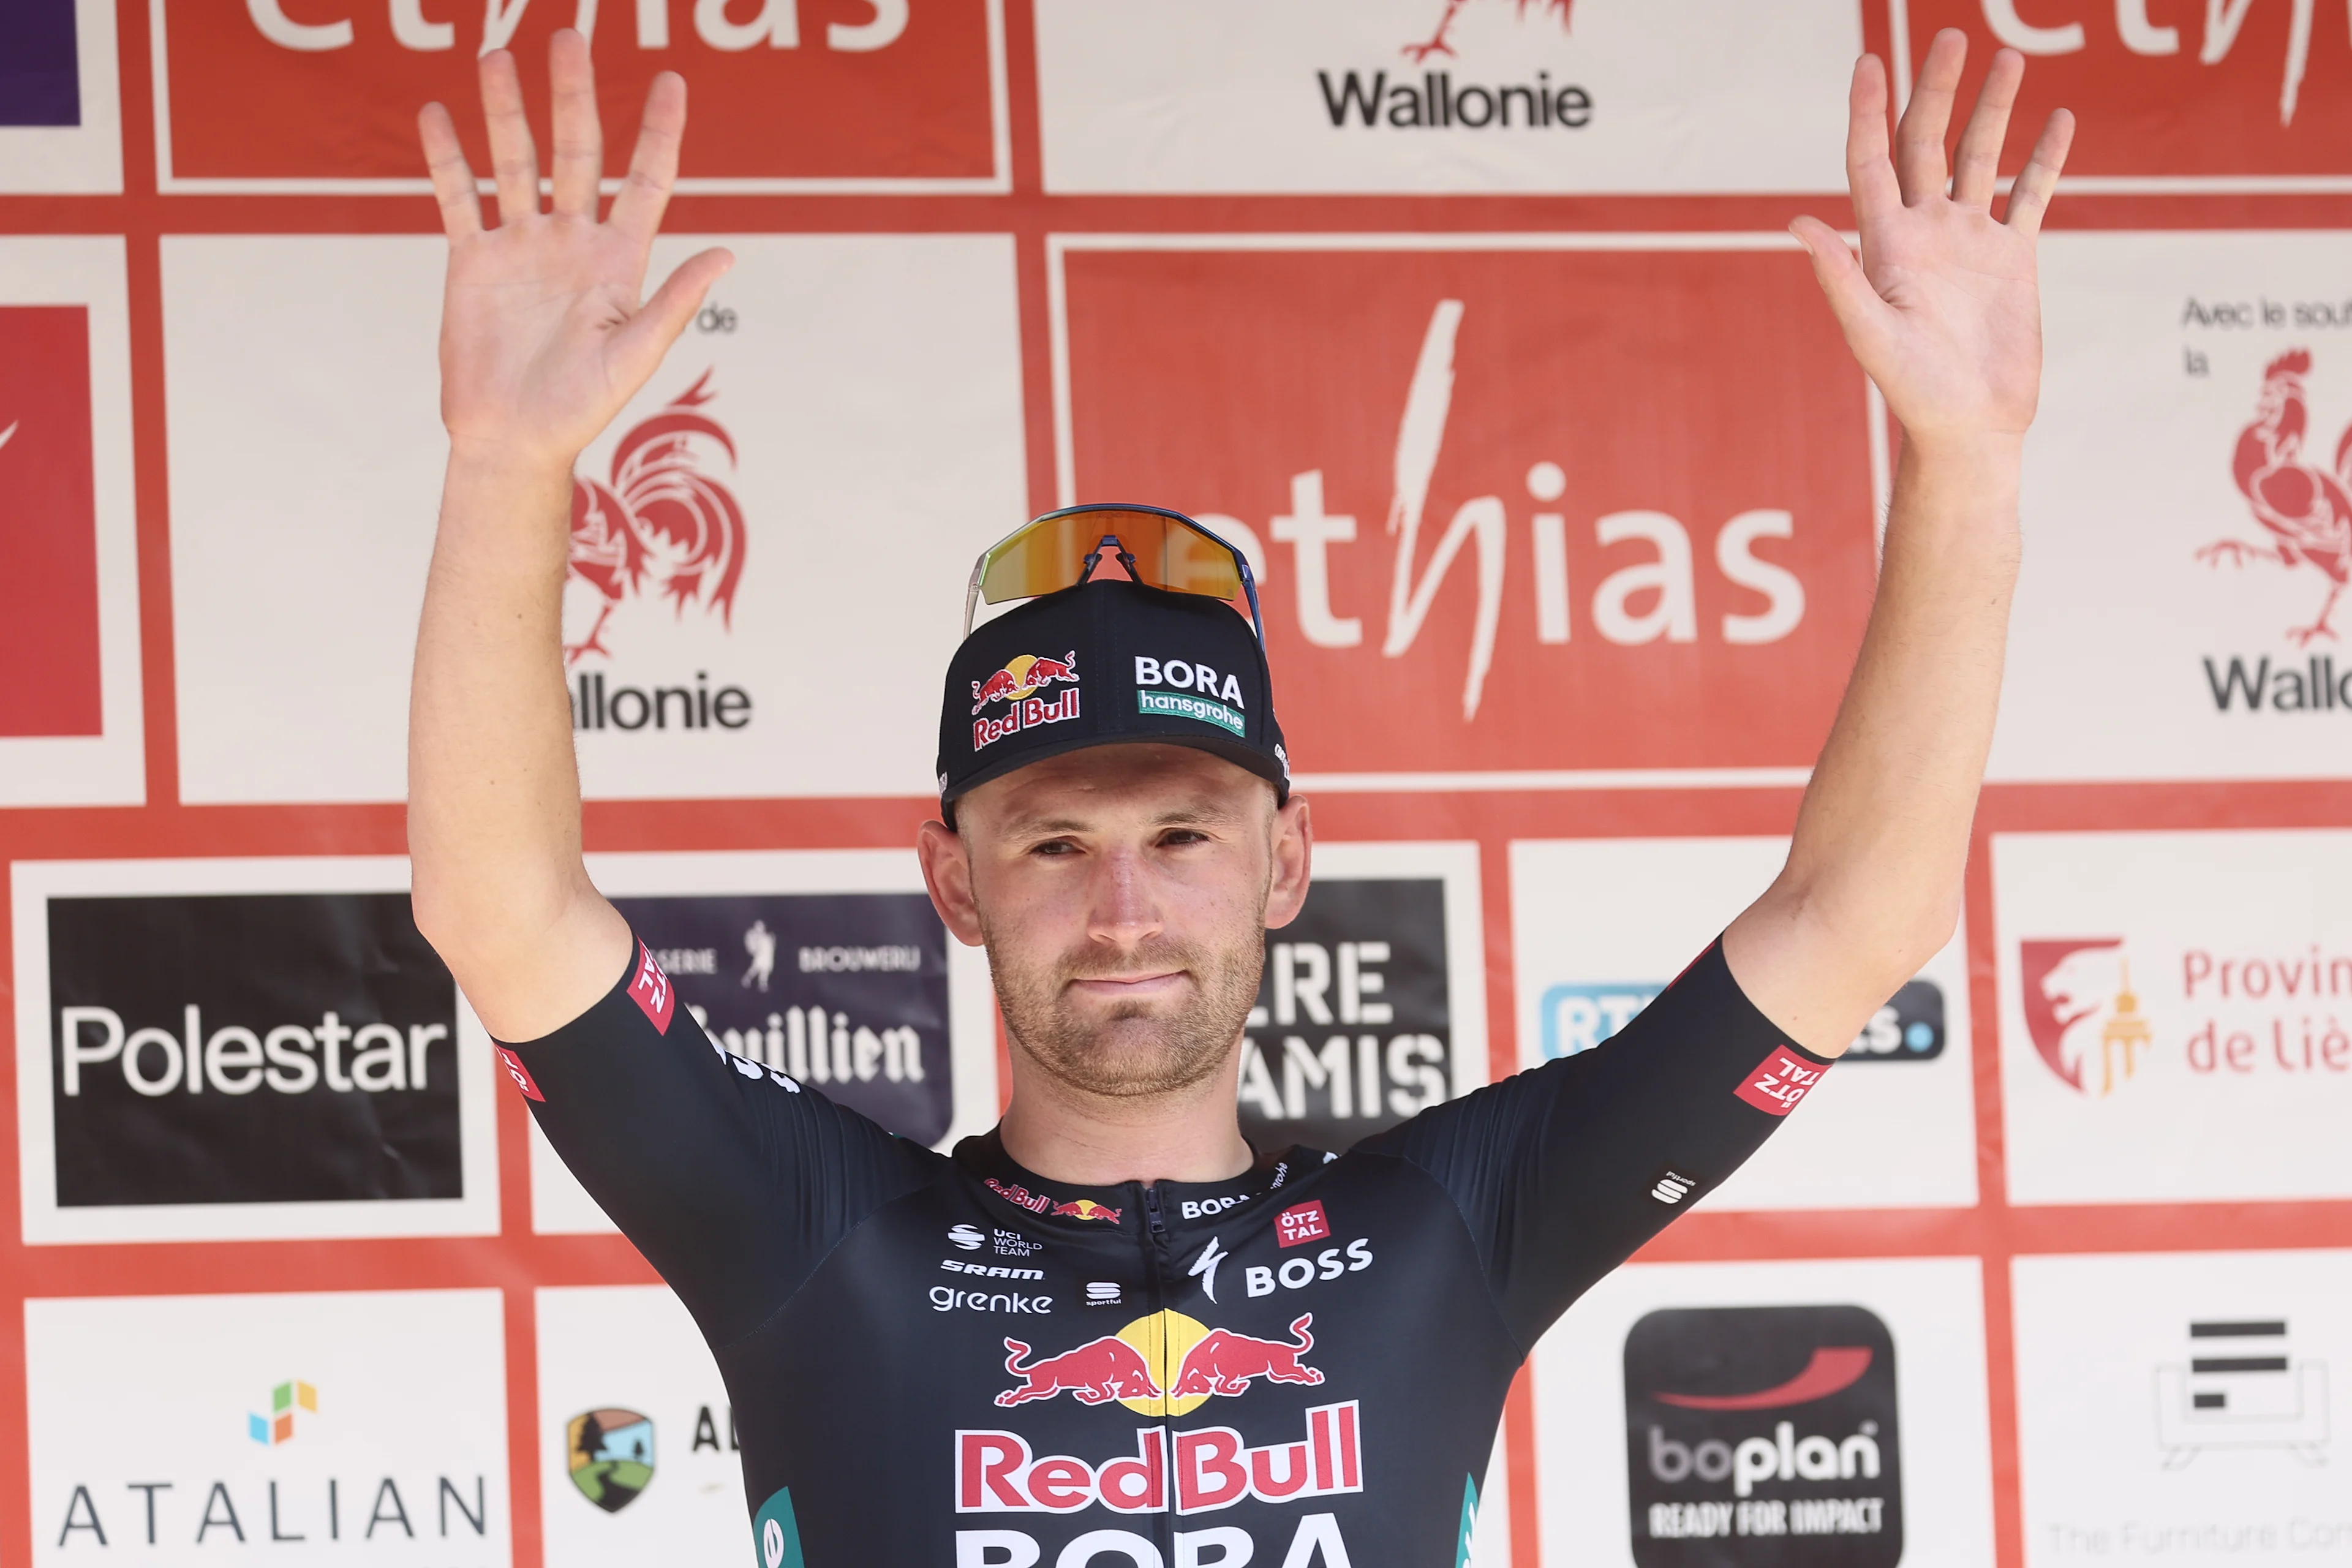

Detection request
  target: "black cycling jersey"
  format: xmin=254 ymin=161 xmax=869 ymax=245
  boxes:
xmin=500 ymin=935 xmax=1831 ymax=1568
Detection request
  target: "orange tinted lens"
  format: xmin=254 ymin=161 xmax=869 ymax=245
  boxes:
xmin=978 ymin=509 xmax=1240 ymax=605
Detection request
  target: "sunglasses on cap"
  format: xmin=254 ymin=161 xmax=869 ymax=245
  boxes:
xmin=962 ymin=503 xmax=1265 ymax=643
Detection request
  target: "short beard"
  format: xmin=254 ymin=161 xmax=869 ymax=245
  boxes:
xmin=986 ymin=929 xmax=1265 ymax=1102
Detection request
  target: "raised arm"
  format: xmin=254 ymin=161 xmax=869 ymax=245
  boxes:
xmin=407 ymin=32 xmax=730 ymax=1040
xmin=1722 ymin=32 xmax=2073 ymax=1055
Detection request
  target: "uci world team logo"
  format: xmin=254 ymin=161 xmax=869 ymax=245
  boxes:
xmin=1625 ymin=1305 xmax=1902 ymax=1568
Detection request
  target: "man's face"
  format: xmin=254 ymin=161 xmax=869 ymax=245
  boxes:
xmin=917 ymin=744 xmax=1311 ymax=1101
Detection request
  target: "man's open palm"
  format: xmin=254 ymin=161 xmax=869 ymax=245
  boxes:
xmin=419 ymin=31 xmax=730 ymax=469
xmin=1792 ymin=30 xmax=2074 ymax=445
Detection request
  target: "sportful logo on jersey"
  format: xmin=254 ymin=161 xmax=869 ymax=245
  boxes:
xmin=152 ymin=0 xmax=1002 ymax=189
xmin=1625 ymin=1305 xmax=1902 ymax=1566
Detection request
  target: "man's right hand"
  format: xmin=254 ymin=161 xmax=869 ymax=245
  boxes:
xmin=409 ymin=33 xmax=723 ymax=1042
xmin=420 ymin=31 xmax=731 ymax=472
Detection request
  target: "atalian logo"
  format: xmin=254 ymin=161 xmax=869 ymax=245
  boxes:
xmin=247 ymin=1379 xmax=317 ymax=1445
xmin=1405 ymin=0 xmax=1574 ymax=62
xmin=971 ymin=650 xmax=1080 ymax=714
xmin=565 ymin=1407 xmax=656 ymax=1514
xmin=2202 ymin=349 xmax=2351 ymax=646
xmin=565 ymin=371 xmax=745 ymax=663
xmin=996 ymin=1310 xmax=1324 ymax=1416
xmin=2019 ymin=939 xmax=2154 ymax=1096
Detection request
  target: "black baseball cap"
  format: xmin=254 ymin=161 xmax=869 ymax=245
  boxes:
xmin=937 ymin=577 xmax=1289 ymax=820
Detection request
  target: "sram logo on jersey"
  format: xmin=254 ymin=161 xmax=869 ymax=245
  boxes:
xmin=956 ymin=1402 xmax=1361 ymax=1515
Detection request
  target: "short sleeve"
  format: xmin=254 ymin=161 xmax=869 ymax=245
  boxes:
xmin=1355 ymin=940 xmax=1834 ymax=1349
xmin=502 ymin=937 xmax=936 ymax=1348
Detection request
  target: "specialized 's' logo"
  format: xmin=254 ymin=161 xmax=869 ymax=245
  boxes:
xmin=2019 ymin=939 xmax=2154 ymax=1096
xmin=565 ymin=372 xmax=745 ymax=664
xmin=1404 ymin=0 xmax=1573 ymax=62
xmin=566 ymin=1408 xmax=655 ymax=1513
xmin=247 ymin=1379 xmax=317 ymax=1445
xmin=2202 ymin=349 xmax=2351 ymax=646
xmin=995 ymin=1311 xmax=1324 ymax=1417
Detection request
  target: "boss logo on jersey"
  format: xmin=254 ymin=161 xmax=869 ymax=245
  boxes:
xmin=1626 ymin=1305 xmax=1902 ymax=1565
xmin=956 ymin=1401 xmax=1361 ymax=1515
xmin=628 ymin=941 xmax=674 ymax=1033
xmin=1733 ymin=1047 xmax=1826 ymax=1117
xmin=1274 ymin=1200 xmax=1332 ymax=1247
xmin=971 ymin=653 xmax=1083 ymax=751
xmin=1244 ymin=1238 xmax=1374 ymax=1297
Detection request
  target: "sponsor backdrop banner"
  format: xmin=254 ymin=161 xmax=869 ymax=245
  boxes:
xmin=2 ymin=6 xmax=2346 ymax=1567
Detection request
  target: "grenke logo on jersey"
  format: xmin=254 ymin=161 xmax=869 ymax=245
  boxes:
xmin=564 ymin=373 xmax=758 ymax=741
xmin=616 ymin=889 xmax=957 ymax=1145
xmin=45 ymin=892 xmax=462 ymax=1207
xmin=154 ymin=0 xmax=998 ymax=187
xmin=1238 ymin=876 xmax=1453 ymax=1153
xmin=1625 ymin=1304 xmax=1903 ymax=1568
xmin=1909 ymin=0 xmax=2352 ymax=183
xmin=1060 ymin=245 xmax=1877 ymax=774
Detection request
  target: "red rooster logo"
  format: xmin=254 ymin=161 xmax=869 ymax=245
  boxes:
xmin=1404 ymin=0 xmax=1573 ymax=62
xmin=2199 ymin=349 xmax=2352 ymax=646
xmin=565 ymin=371 xmax=746 ymax=665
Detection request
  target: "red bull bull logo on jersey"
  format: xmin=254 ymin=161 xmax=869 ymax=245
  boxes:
xmin=984 ymin=1177 xmax=1121 ymax=1223
xmin=955 ymin=1401 xmax=1362 ymax=1515
xmin=971 ymin=652 xmax=1084 ymax=751
xmin=992 ymin=1310 xmax=1324 ymax=1417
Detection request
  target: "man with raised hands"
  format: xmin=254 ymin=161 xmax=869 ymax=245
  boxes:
xmin=407 ymin=31 xmax=2068 ymax=1566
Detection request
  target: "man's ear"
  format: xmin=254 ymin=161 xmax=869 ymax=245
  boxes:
xmin=916 ymin=817 xmax=987 ymax=948
xmin=1263 ymin=794 xmax=1313 ymax=931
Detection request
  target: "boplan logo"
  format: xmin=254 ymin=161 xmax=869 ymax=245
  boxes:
xmin=151 ymin=0 xmax=1003 ymax=190
xmin=1625 ymin=1304 xmax=1902 ymax=1567
xmin=565 ymin=372 xmax=758 ymax=739
xmin=1901 ymin=0 xmax=2352 ymax=185
xmin=2198 ymin=349 xmax=2352 ymax=715
xmin=1057 ymin=242 xmax=1878 ymax=776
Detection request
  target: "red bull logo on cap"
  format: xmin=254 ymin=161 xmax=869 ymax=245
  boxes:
xmin=994 ymin=1310 xmax=1322 ymax=1418
xmin=956 ymin=1401 xmax=1362 ymax=1515
xmin=971 ymin=652 xmax=1084 ymax=751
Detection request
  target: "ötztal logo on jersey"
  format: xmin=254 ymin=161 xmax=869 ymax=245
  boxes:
xmin=1059 ymin=246 xmax=1877 ymax=774
xmin=2021 ymin=936 xmax=2352 ymax=1093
